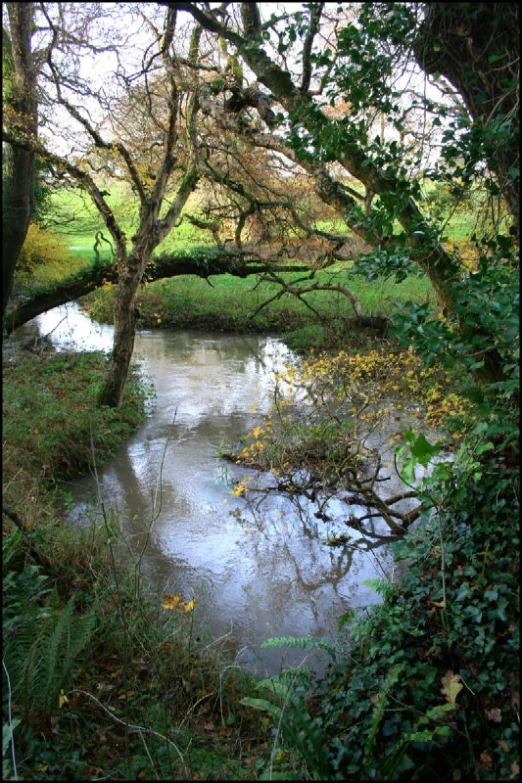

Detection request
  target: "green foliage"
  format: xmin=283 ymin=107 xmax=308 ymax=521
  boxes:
xmin=242 ymin=682 xmax=335 ymax=781
xmin=261 ymin=636 xmax=336 ymax=657
xmin=391 ymin=232 xmax=519 ymax=395
xmin=3 ymin=350 xmax=147 ymax=486
xmin=251 ymin=422 xmax=519 ymax=779
xmin=395 ymin=428 xmax=442 ymax=484
xmin=14 ymin=223 xmax=79 ymax=280
xmin=3 ymin=575 xmax=97 ymax=720
xmin=2 ymin=529 xmax=96 ymax=777
xmin=351 ymin=247 xmax=426 ymax=283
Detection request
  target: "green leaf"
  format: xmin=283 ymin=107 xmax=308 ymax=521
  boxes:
xmin=240 ymin=697 xmax=281 ymax=720
xmin=2 ymin=719 xmax=21 ymax=756
xmin=409 ymin=433 xmax=441 ymax=465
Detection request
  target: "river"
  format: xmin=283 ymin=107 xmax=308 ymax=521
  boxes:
xmin=13 ymin=303 xmax=395 ymax=675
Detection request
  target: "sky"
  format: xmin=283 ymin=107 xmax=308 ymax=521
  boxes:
xmin=26 ymin=3 xmax=452 ymax=172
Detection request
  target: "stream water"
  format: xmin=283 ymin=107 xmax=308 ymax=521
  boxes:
xmin=13 ymin=303 xmax=395 ymax=675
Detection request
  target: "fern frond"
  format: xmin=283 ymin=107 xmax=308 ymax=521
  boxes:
xmin=258 ymin=667 xmax=314 ymax=694
xmin=4 ymin=589 xmax=97 ymax=718
xmin=261 ymin=635 xmax=336 ymax=656
xmin=364 ymin=663 xmax=405 ymax=767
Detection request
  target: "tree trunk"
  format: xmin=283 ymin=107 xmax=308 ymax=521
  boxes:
xmin=414 ymin=2 xmax=519 ymax=227
xmin=97 ymin=251 xmax=144 ymax=408
xmin=2 ymin=4 xmax=37 ymax=323
xmin=2 ymin=143 xmax=34 ymax=319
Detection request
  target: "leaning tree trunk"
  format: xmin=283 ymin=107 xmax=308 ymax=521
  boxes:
xmin=414 ymin=2 xmax=519 ymax=228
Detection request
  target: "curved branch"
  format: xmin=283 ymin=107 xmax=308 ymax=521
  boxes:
xmin=301 ymin=3 xmax=325 ymax=93
xmin=40 ymin=3 xmax=147 ymax=203
xmin=3 ymin=130 xmax=127 ymax=253
xmin=4 ymin=251 xmax=311 ymax=333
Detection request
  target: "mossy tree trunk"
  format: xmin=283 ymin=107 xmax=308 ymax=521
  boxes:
xmin=2 ymin=4 xmax=37 ymax=323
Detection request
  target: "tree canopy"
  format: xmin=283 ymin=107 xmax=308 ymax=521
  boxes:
xmin=2 ymin=2 xmax=518 ymax=404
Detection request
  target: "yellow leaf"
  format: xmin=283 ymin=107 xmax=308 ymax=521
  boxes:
xmin=440 ymin=670 xmax=463 ymax=704
xmin=58 ymin=689 xmax=69 ymax=709
xmin=184 ymin=599 xmax=196 ymax=613
xmin=162 ymin=593 xmax=183 ymax=610
xmin=231 ymin=480 xmax=248 ymax=497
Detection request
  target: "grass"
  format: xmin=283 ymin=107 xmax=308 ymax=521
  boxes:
xmin=14 ymin=178 xmax=490 ymax=357
xmin=45 ymin=184 xmax=214 ymax=261
xmin=2 ymin=349 xmax=148 ymax=490
xmin=83 ymin=266 xmax=434 ymax=348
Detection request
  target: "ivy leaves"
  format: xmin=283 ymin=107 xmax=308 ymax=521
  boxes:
xmin=395 ymin=428 xmax=442 ymax=485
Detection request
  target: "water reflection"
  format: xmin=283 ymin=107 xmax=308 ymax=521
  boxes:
xmin=15 ymin=303 xmax=393 ymax=675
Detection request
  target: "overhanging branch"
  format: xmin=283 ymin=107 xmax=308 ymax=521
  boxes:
xmin=4 ymin=250 xmax=311 ymax=333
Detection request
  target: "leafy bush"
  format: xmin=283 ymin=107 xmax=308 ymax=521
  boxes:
xmin=15 ymin=223 xmax=75 ymax=279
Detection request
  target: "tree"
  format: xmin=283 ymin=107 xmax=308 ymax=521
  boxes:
xmin=4 ymin=2 xmax=517 ymax=403
xmin=4 ymin=5 xmax=206 ymax=406
xmin=159 ymin=1 xmax=518 ymax=386
xmin=2 ymin=3 xmax=38 ymax=323
xmin=5 ymin=4 xmax=345 ymax=405
xmin=414 ymin=2 xmax=519 ymax=226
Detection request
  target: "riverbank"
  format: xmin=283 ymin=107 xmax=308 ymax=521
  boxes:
xmin=3 ymin=342 xmax=272 ymax=780
xmin=3 ymin=314 xmax=518 ymax=781
xmin=82 ymin=269 xmax=433 ymax=352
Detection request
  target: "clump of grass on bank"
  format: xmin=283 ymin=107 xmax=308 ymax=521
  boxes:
xmin=3 ymin=348 xmax=147 ymax=491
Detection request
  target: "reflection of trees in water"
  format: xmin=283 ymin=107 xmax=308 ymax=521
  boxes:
xmin=137 ymin=330 xmax=275 ymax=367
xmin=230 ymin=484 xmax=390 ymax=628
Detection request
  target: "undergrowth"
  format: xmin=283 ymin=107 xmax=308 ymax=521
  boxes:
xmin=242 ymin=425 xmax=519 ymax=781
xmin=82 ymin=270 xmax=433 ymax=345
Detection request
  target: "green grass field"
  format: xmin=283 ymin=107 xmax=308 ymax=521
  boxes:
xmin=83 ymin=265 xmax=434 ymax=343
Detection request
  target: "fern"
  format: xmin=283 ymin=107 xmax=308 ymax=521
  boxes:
xmin=241 ymin=690 xmax=334 ymax=780
xmin=4 ymin=586 xmax=97 ymax=718
xmin=362 ymin=578 xmax=396 ymax=600
xmin=258 ymin=667 xmax=314 ymax=697
xmin=261 ymin=635 xmax=336 ymax=657
xmin=364 ymin=663 xmax=405 ymax=770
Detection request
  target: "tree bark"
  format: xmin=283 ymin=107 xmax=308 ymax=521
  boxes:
xmin=2 ymin=4 xmax=37 ymax=323
xmin=5 ymin=250 xmax=311 ymax=334
xmin=98 ymin=253 xmax=141 ymax=407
